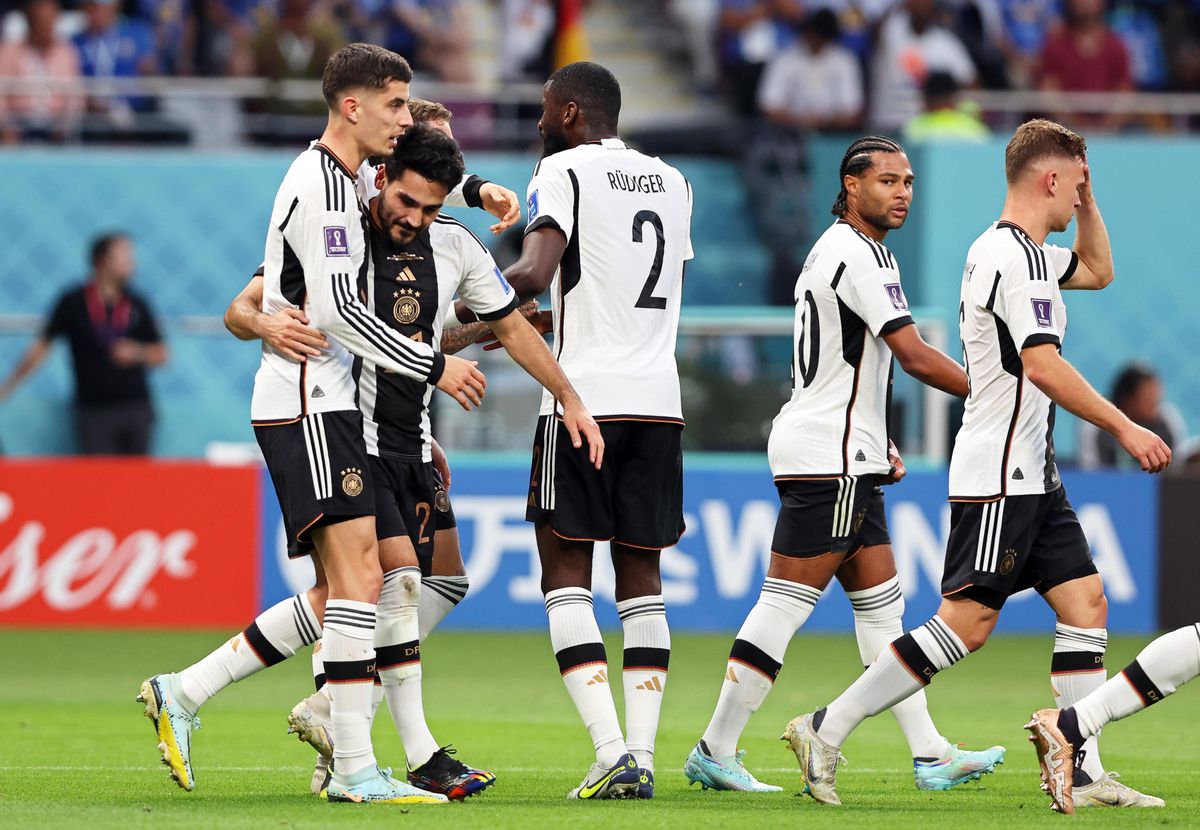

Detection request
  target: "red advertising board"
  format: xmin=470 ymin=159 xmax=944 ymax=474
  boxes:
xmin=0 ymin=460 xmax=259 ymax=627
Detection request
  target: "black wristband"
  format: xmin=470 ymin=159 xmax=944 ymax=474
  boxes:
xmin=463 ymin=174 xmax=486 ymax=209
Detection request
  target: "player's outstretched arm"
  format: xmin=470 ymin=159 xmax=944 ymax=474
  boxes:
xmin=434 ymin=355 xmax=488 ymax=411
xmin=489 ymin=309 xmax=604 ymax=469
xmin=1022 ymin=343 xmax=1170 ymax=472
xmin=883 ymin=323 xmax=970 ymax=397
xmin=1062 ymin=163 xmax=1114 ymax=290
xmin=504 ymin=227 xmax=568 ymax=300
xmin=224 ymin=274 xmax=329 ymax=362
xmin=478 ymin=182 xmax=521 ymax=235
xmin=0 ymin=336 xmax=50 ymax=401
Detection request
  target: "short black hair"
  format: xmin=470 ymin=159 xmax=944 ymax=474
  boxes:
xmin=90 ymin=232 xmax=127 ymax=266
xmin=545 ymin=61 xmax=621 ymax=129
xmin=384 ymin=123 xmax=465 ymax=193
xmin=801 ymin=9 xmax=840 ymax=41
xmin=321 ymin=43 xmax=412 ymax=108
xmin=831 ymin=135 xmax=904 ymax=216
xmin=1112 ymin=362 xmax=1158 ymax=407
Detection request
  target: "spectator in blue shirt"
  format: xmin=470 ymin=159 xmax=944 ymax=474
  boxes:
xmin=73 ymin=0 xmax=158 ymax=119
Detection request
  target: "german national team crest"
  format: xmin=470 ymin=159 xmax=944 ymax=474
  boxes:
xmin=1031 ymin=298 xmax=1053 ymax=328
xmin=435 ymin=488 xmax=451 ymax=513
xmin=341 ymin=468 xmax=364 ymax=497
xmin=393 ymin=289 xmax=420 ymax=324
xmin=999 ymin=549 xmax=1017 ymax=575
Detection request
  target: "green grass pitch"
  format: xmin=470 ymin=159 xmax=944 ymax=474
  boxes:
xmin=1 ymin=628 xmax=1197 ymax=829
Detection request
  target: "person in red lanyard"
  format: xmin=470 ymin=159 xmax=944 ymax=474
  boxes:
xmin=0 ymin=231 xmax=167 ymax=454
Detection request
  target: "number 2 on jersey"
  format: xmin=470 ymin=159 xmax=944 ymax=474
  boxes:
xmin=632 ymin=210 xmax=667 ymax=309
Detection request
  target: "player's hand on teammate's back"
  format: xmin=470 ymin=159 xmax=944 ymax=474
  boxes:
xmin=263 ymin=308 xmax=329 ymax=363
xmin=480 ymin=182 xmax=521 ymax=234
xmin=561 ymin=398 xmax=604 ymax=470
xmin=437 ymin=355 xmax=487 ymax=411
xmin=883 ymin=439 xmax=906 ymax=484
xmin=1117 ymin=422 xmax=1172 ymax=473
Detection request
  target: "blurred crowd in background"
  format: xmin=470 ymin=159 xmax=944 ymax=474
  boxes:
xmin=1 ymin=0 xmax=1198 ymax=146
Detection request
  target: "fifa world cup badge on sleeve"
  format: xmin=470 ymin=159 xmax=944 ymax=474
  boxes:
xmin=528 ymin=190 xmax=539 ymax=221
xmin=324 ymin=226 xmax=350 ymax=257
xmin=1031 ymin=298 xmax=1053 ymax=328
xmin=885 ymin=283 xmax=908 ymax=310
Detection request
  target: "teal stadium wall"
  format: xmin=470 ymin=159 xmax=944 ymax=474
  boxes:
xmin=0 ymin=139 xmax=1193 ymax=457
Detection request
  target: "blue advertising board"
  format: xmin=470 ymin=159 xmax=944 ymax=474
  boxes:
xmin=260 ymin=458 xmax=1158 ymax=633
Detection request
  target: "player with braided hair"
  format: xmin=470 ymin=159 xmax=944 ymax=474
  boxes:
xmin=684 ymin=136 xmax=1005 ymax=795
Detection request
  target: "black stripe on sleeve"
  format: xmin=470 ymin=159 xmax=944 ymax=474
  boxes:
xmin=1021 ymin=332 xmax=1061 ymax=349
xmin=461 ymin=174 xmax=486 ymax=208
xmin=1058 ymin=252 xmax=1079 ymax=285
xmin=475 ymin=295 xmax=521 ymax=322
xmin=879 ymin=315 xmax=914 ymax=336
xmin=525 ymin=215 xmax=564 ymax=237
xmin=830 ymin=261 xmax=847 ymax=290
xmin=1010 ymin=229 xmax=1038 ymax=281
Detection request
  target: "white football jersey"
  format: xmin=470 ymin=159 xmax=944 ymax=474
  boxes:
xmin=949 ymin=221 xmax=1078 ymax=499
xmin=358 ymin=214 xmax=518 ymax=462
xmin=251 ymin=143 xmax=444 ymax=424
xmin=768 ymin=221 xmax=915 ymax=478
xmin=525 ymin=138 xmax=693 ymax=421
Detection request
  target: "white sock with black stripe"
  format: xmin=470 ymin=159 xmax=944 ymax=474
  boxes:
xmin=816 ymin=616 xmax=968 ymax=749
xmin=1071 ymin=625 xmax=1200 ymax=740
xmin=546 ymin=587 xmax=627 ymax=766
xmin=1052 ymin=623 xmax=1108 ymax=784
xmin=701 ymin=578 xmax=820 ymax=761
xmin=846 ymin=577 xmax=950 ymax=760
xmin=376 ymin=567 xmax=439 ymax=770
xmin=419 ymin=575 xmax=469 ymax=640
xmin=618 ymin=594 xmax=670 ymax=772
xmin=178 ymin=593 xmax=321 ymax=713
xmin=323 ymin=599 xmax=378 ymax=780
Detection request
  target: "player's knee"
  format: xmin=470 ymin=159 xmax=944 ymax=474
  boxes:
xmin=960 ymin=627 xmax=991 ymax=653
xmin=1066 ymin=589 xmax=1107 ymax=629
xmin=307 ymin=583 xmax=328 ymax=615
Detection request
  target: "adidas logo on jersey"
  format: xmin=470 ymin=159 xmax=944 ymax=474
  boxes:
xmin=394 ymin=266 xmax=416 ymax=282
xmin=1012 ymin=467 xmax=1024 ymax=480
xmin=311 ymin=386 xmax=325 ymax=398
xmin=634 ymin=675 xmax=663 ymax=692
xmin=586 ymin=669 xmax=609 ymax=686
xmin=855 ymin=449 xmax=867 ymax=462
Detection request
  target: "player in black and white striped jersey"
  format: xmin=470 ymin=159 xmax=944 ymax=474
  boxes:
xmin=138 ymin=44 xmax=489 ymax=805
xmin=689 ymin=136 xmax=1003 ymax=796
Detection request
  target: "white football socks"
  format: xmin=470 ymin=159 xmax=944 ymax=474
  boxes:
xmin=546 ymin=587 xmax=627 ymax=766
xmin=817 ymin=616 xmax=967 ymax=749
xmin=323 ymin=599 xmax=379 ymax=779
xmin=420 ymin=575 xmax=469 ymax=640
xmin=178 ymin=593 xmax=320 ymax=712
xmin=701 ymin=578 xmax=820 ymax=761
xmin=1074 ymin=624 xmax=1200 ymax=739
xmin=376 ymin=567 xmax=439 ymax=769
xmin=1051 ymin=623 xmax=1108 ymax=783
xmin=847 ymin=577 xmax=949 ymax=760
xmin=618 ymin=594 xmax=669 ymax=772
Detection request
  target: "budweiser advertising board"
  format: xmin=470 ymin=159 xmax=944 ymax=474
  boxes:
xmin=0 ymin=460 xmax=259 ymax=627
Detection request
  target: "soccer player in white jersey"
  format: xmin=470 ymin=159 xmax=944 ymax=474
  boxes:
xmin=685 ymin=136 xmax=1004 ymax=794
xmin=217 ymin=101 xmax=532 ymax=798
xmin=783 ymin=119 xmax=1171 ymax=810
xmin=1027 ymin=624 xmax=1200 ymax=812
xmin=497 ymin=62 xmax=692 ymax=800
xmin=137 ymin=44 xmax=492 ymax=805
